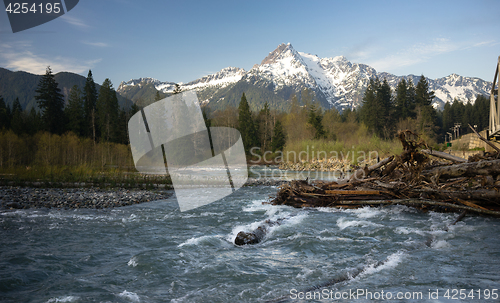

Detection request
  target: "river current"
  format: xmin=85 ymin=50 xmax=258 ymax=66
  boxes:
xmin=1 ymin=183 xmax=500 ymax=302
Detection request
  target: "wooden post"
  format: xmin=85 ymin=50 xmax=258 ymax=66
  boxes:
xmin=490 ymin=56 xmax=500 ymax=137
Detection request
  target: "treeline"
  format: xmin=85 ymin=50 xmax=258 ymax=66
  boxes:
xmin=0 ymin=69 xmax=491 ymax=170
xmin=210 ymin=75 xmax=490 ymax=160
xmin=442 ymin=95 xmax=489 ymax=137
xmin=0 ymin=131 xmax=132 ymax=169
xmin=0 ymin=67 xmax=139 ymax=172
xmin=358 ymin=75 xmax=489 ymax=142
xmin=0 ymin=67 xmax=139 ymax=144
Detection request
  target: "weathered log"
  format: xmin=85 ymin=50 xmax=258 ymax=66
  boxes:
xmin=421 ymin=149 xmax=467 ymax=163
xmin=324 ymin=189 xmax=381 ymax=195
xmin=381 ymin=150 xmax=412 ymax=176
xmin=422 ymin=159 xmax=500 ymax=179
xmin=450 ymin=211 xmax=467 ymax=226
xmin=409 ymin=188 xmax=500 ymax=204
xmin=350 ymin=156 xmax=394 ymax=181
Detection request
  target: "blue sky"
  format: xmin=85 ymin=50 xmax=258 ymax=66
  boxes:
xmin=0 ymin=0 xmax=499 ymax=87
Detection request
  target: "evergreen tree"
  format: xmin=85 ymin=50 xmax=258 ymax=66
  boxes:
xmin=442 ymin=101 xmax=453 ymax=135
xmin=10 ymin=98 xmax=25 ymax=135
xmin=271 ymin=120 xmax=286 ymax=152
xmin=12 ymin=97 xmax=22 ymax=114
xmin=360 ymin=77 xmax=394 ymax=138
xmin=173 ymin=84 xmax=181 ymax=95
xmin=96 ymin=78 xmax=120 ymax=143
xmin=406 ymin=78 xmax=416 ymax=118
xmin=257 ymin=102 xmax=272 ymax=151
xmin=472 ymin=95 xmax=489 ymax=131
xmin=0 ymin=96 xmax=9 ymax=129
xmin=130 ymin=103 xmax=141 ymax=116
xmin=65 ymin=85 xmax=85 ymax=136
xmin=377 ymin=78 xmax=394 ymax=137
xmin=83 ymin=70 xmax=98 ymax=140
xmin=394 ymin=78 xmax=415 ymax=120
xmin=154 ymin=91 xmax=162 ymax=102
xmin=26 ymin=107 xmax=42 ymax=135
xmin=238 ymin=93 xmax=259 ymax=153
xmin=415 ymin=75 xmax=437 ymax=136
xmin=116 ymin=108 xmax=130 ymax=144
xmin=307 ymin=102 xmax=326 ymax=139
xmin=35 ymin=66 xmax=66 ymax=134
xmin=360 ymin=78 xmax=377 ymax=129
xmin=415 ymin=75 xmax=435 ymax=107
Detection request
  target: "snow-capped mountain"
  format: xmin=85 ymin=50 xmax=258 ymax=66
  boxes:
xmin=117 ymin=43 xmax=492 ymax=111
xmin=245 ymin=43 xmax=378 ymax=110
xmin=119 ymin=67 xmax=246 ymax=93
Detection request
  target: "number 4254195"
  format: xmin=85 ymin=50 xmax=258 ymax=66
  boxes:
xmin=5 ymin=2 xmax=61 ymax=14
xmin=443 ymin=289 xmax=498 ymax=300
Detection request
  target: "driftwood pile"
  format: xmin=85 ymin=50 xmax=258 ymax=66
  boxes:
xmin=271 ymin=127 xmax=500 ymax=217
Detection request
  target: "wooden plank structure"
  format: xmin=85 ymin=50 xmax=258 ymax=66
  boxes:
xmin=270 ymin=130 xmax=500 ymax=217
xmin=490 ymin=56 xmax=500 ymax=139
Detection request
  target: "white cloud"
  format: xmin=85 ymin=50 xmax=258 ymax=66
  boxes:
xmin=0 ymin=42 xmax=101 ymax=75
xmin=82 ymin=41 xmax=109 ymax=47
xmin=369 ymin=38 xmax=457 ymax=71
xmin=368 ymin=38 xmax=496 ymax=72
xmin=60 ymin=15 xmax=89 ymax=28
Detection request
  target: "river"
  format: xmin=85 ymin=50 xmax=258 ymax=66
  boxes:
xmin=1 ymin=181 xmax=499 ymax=302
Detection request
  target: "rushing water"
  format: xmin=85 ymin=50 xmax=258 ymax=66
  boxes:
xmin=1 ymin=185 xmax=500 ymax=303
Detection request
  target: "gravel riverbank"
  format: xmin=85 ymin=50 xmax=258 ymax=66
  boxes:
xmin=0 ymin=179 xmax=290 ymax=210
xmin=0 ymin=187 xmax=173 ymax=210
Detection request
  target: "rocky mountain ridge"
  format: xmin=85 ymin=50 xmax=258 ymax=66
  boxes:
xmin=117 ymin=43 xmax=492 ymax=111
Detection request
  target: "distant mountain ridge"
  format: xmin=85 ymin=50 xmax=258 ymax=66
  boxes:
xmin=0 ymin=68 xmax=132 ymax=111
xmin=118 ymin=43 xmax=492 ymax=112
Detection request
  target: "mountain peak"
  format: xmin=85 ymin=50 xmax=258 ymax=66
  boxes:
xmin=260 ymin=43 xmax=299 ymax=65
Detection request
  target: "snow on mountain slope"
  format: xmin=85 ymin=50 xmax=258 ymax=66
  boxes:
xmin=182 ymin=67 xmax=246 ymax=91
xmin=117 ymin=67 xmax=245 ymax=96
xmin=118 ymin=43 xmax=492 ymax=111
xmin=432 ymin=73 xmax=491 ymax=104
xmin=248 ymin=43 xmax=315 ymax=88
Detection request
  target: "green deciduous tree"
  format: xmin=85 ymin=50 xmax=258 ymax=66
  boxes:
xmin=35 ymin=66 xmax=65 ymax=134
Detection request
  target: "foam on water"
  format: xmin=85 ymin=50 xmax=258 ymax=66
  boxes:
xmin=127 ymin=256 xmax=138 ymax=267
xmin=118 ymin=290 xmax=140 ymax=302
xmin=352 ymin=206 xmax=384 ymax=219
xmin=242 ymin=199 xmax=281 ymax=214
xmin=178 ymin=235 xmax=222 ymax=247
xmin=336 ymin=217 xmax=384 ymax=230
xmin=431 ymin=239 xmax=451 ymax=249
xmin=361 ymin=251 xmax=406 ymax=276
xmin=395 ymin=226 xmax=426 ymax=236
xmin=46 ymin=296 xmax=79 ymax=303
